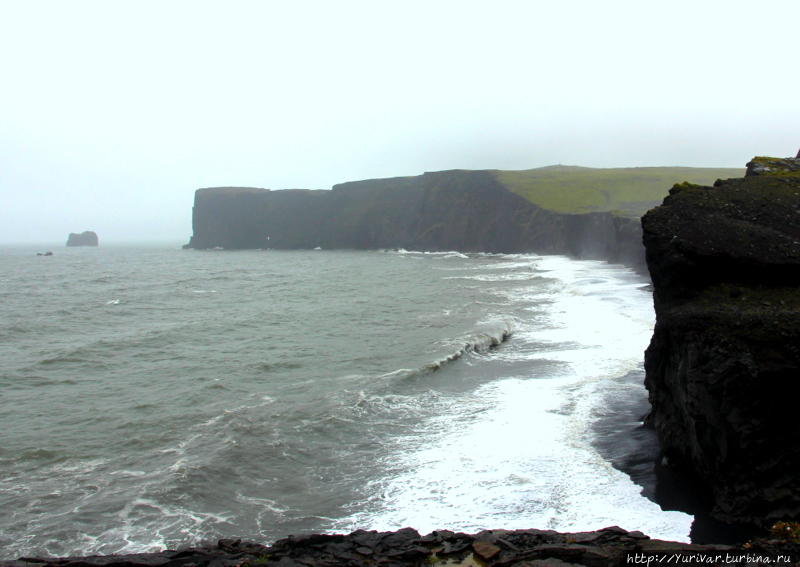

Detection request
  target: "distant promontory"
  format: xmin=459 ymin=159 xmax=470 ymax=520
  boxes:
xmin=185 ymin=165 xmax=740 ymax=268
xmin=66 ymin=231 xmax=98 ymax=247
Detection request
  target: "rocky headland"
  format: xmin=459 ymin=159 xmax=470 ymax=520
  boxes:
xmin=184 ymin=165 xmax=740 ymax=271
xmin=642 ymin=155 xmax=800 ymax=530
xmin=66 ymin=231 xmax=99 ymax=246
xmin=185 ymin=170 xmax=645 ymax=267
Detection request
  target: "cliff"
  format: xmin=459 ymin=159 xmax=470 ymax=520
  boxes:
xmin=66 ymin=231 xmax=98 ymax=246
xmin=186 ymin=165 xmax=743 ymax=265
xmin=186 ymin=170 xmax=645 ymax=266
xmin=642 ymin=156 xmax=800 ymax=528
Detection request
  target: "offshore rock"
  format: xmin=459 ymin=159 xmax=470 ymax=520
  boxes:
xmin=66 ymin=231 xmax=99 ymax=246
xmin=642 ymin=156 xmax=800 ymax=527
xmin=4 ymin=526 xmax=798 ymax=567
xmin=185 ymin=170 xmax=644 ymax=268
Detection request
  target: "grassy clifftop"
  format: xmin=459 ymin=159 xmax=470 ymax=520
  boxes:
xmin=494 ymin=165 xmax=743 ymax=217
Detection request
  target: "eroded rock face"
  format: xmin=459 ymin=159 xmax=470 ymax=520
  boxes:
xmin=642 ymin=157 xmax=800 ymax=527
xmin=185 ymin=170 xmax=644 ymax=267
xmin=66 ymin=231 xmax=98 ymax=246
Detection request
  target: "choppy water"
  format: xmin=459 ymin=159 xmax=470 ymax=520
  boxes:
xmin=0 ymin=245 xmax=691 ymax=557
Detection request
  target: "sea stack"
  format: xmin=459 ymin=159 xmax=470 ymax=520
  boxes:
xmin=66 ymin=231 xmax=99 ymax=247
xmin=641 ymin=155 xmax=800 ymax=528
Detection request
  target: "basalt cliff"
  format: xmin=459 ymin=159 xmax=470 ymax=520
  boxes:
xmin=186 ymin=170 xmax=644 ymax=265
xmin=642 ymin=156 xmax=800 ymax=529
xmin=186 ymin=165 xmax=743 ymax=267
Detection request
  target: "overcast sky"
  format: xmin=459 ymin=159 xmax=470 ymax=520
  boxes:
xmin=1 ymin=0 xmax=798 ymax=244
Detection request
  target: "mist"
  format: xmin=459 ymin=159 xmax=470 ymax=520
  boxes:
xmin=1 ymin=0 xmax=798 ymax=244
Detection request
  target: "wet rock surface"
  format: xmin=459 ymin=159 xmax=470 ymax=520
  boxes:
xmin=4 ymin=526 xmax=798 ymax=567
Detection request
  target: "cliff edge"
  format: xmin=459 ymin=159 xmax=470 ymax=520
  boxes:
xmin=642 ymin=156 xmax=800 ymax=528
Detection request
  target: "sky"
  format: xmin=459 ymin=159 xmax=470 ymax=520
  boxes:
xmin=1 ymin=0 xmax=798 ymax=244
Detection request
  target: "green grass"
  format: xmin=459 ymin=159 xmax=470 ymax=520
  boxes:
xmin=493 ymin=165 xmax=743 ymax=217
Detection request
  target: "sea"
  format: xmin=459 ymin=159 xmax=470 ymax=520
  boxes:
xmin=0 ymin=244 xmax=693 ymax=558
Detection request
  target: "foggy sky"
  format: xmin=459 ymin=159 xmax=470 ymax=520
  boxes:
xmin=2 ymin=0 xmax=798 ymax=244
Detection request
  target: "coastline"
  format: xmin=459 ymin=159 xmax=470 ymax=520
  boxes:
xmin=7 ymin=158 xmax=799 ymax=561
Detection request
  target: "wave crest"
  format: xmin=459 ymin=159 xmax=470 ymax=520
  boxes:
xmin=380 ymin=324 xmax=513 ymax=381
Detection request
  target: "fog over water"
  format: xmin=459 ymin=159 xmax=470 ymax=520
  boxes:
xmin=1 ymin=0 xmax=798 ymax=243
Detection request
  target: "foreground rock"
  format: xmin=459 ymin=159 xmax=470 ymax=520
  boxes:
xmin=66 ymin=231 xmax=99 ymax=246
xmin=642 ymin=156 xmax=800 ymax=528
xmin=4 ymin=526 xmax=798 ymax=567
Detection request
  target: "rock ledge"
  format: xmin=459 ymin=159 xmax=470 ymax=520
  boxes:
xmin=4 ymin=526 xmax=798 ymax=567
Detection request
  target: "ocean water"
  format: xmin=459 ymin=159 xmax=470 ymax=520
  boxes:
xmin=0 ymin=245 xmax=692 ymax=558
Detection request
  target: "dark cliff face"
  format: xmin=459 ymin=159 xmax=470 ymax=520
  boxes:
xmin=186 ymin=170 xmax=644 ymax=266
xmin=642 ymin=158 xmax=800 ymax=527
xmin=66 ymin=231 xmax=98 ymax=246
